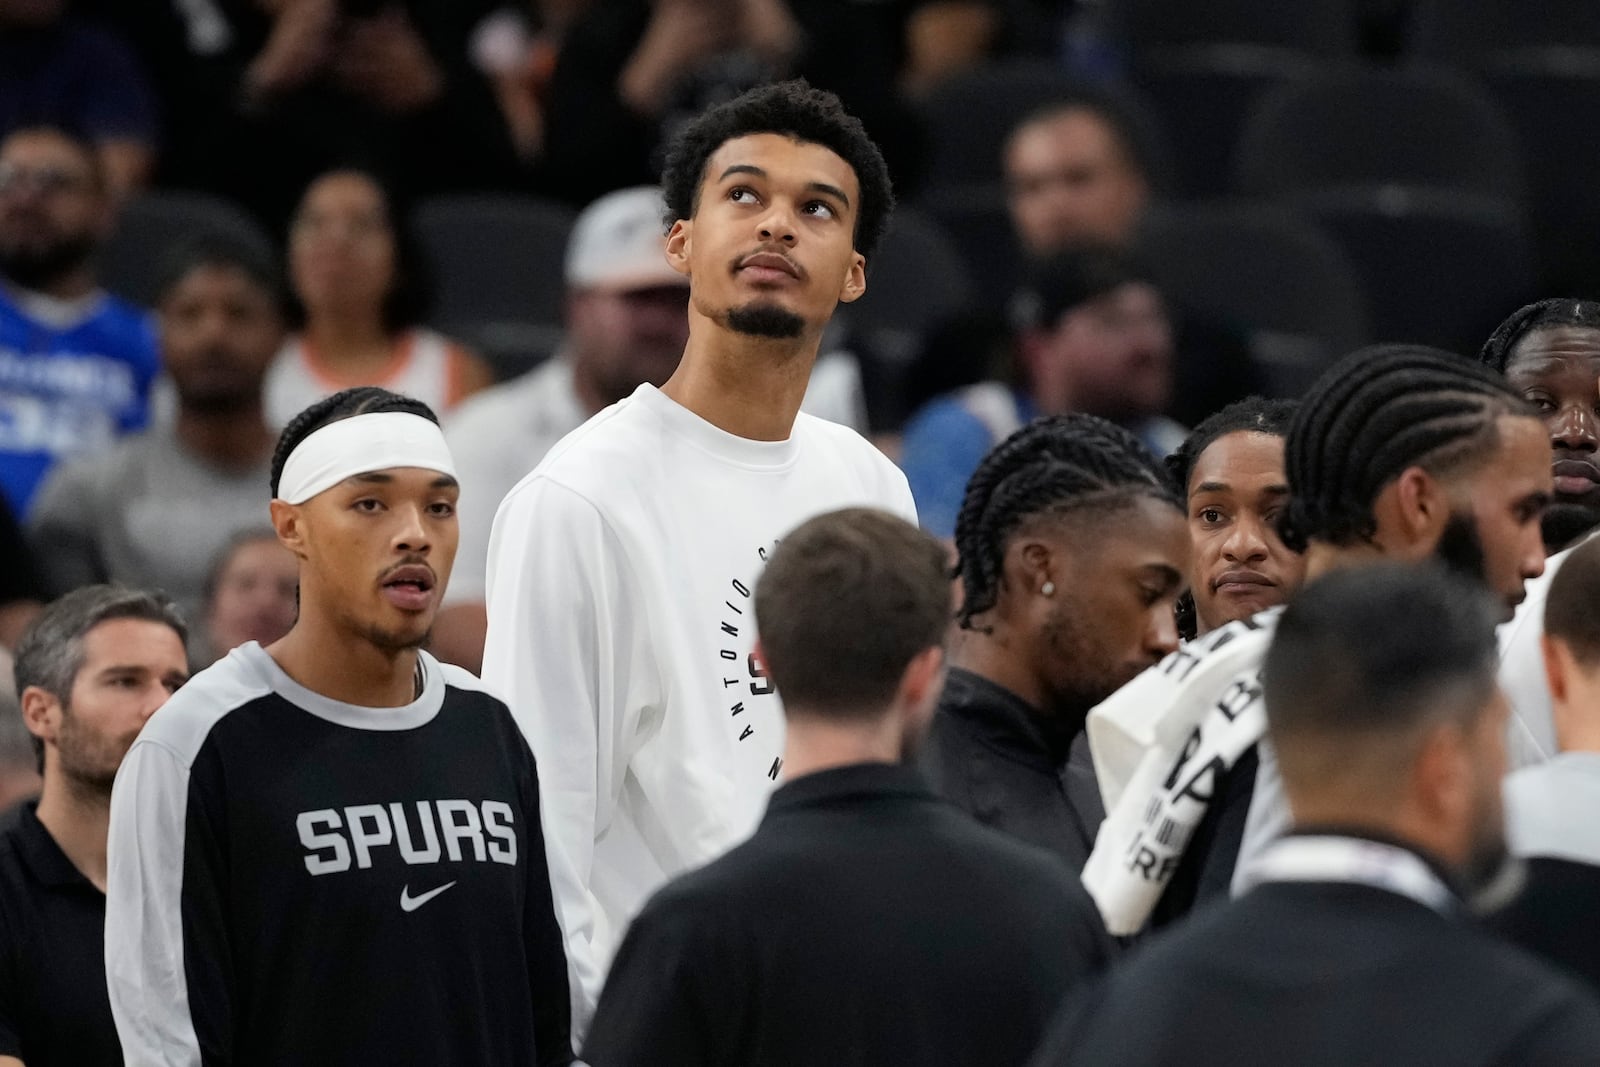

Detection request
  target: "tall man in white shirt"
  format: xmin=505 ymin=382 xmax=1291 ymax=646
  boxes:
xmin=482 ymin=79 xmax=914 ymax=1035
xmin=433 ymin=186 xmax=690 ymax=672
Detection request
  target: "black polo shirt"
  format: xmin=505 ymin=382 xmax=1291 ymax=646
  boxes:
xmin=0 ymin=799 xmax=120 ymax=1066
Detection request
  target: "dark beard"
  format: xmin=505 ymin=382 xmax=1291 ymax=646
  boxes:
xmin=363 ymin=624 xmax=431 ymax=654
xmin=727 ymin=303 xmax=804 ymax=339
xmin=1434 ymin=511 xmax=1488 ymax=585
xmin=0 ymin=232 xmax=97 ymax=291
xmin=1542 ymin=503 xmax=1600 ymax=554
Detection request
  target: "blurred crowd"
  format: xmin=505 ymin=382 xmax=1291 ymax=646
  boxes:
xmin=4 ymin=5 xmax=1600 ymax=1061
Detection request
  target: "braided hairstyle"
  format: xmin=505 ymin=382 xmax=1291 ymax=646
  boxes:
xmin=1280 ymin=344 xmax=1534 ymax=554
xmin=1479 ymin=298 xmax=1600 ymax=373
xmin=270 ymin=387 xmax=439 ymax=498
xmin=1167 ymin=396 xmax=1299 ymax=497
xmin=954 ymin=413 xmax=1181 ymax=630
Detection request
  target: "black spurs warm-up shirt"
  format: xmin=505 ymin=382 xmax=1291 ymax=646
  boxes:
xmin=104 ymin=642 xmax=572 ymax=1066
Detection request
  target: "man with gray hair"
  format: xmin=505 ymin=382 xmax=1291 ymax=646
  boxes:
xmin=0 ymin=585 xmax=187 ymax=1066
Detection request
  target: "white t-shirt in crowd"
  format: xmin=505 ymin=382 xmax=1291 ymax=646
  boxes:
xmin=443 ymin=357 xmax=587 ymax=605
xmin=1499 ymin=532 xmax=1599 ymax=770
xmin=480 ymin=383 xmax=914 ymax=1036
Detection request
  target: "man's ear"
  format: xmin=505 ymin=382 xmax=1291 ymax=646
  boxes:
xmin=665 ymin=219 xmax=692 ymax=277
xmin=1413 ymin=719 xmax=1470 ymax=828
xmin=20 ymin=686 xmax=61 ymax=750
xmin=269 ymin=500 xmax=308 ymax=560
xmin=1386 ymin=466 xmax=1449 ymax=553
xmin=838 ymin=251 xmax=867 ymax=304
xmin=898 ymin=645 xmax=947 ymax=726
xmin=1010 ymin=536 xmax=1056 ymax=600
xmin=1544 ymin=633 xmax=1573 ymax=706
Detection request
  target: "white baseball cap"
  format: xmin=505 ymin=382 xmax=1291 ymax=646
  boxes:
xmin=564 ymin=185 xmax=687 ymax=292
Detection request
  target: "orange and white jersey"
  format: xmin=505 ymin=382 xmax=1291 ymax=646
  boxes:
xmin=265 ymin=328 xmax=478 ymax=429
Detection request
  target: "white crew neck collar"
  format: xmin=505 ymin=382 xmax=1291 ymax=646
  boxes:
xmin=629 ymin=383 xmax=802 ymax=471
xmin=237 ymin=642 xmax=444 ymax=731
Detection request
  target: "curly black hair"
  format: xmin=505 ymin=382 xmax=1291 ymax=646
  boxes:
xmin=1280 ymin=344 xmax=1533 ymax=554
xmin=659 ymin=79 xmax=895 ymax=261
xmin=1479 ymin=297 xmax=1600 ymax=374
xmin=270 ymin=387 xmax=438 ymax=498
xmin=953 ymin=413 xmax=1181 ymax=630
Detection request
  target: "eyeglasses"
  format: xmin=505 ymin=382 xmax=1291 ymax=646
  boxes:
xmin=0 ymin=163 xmax=93 ymax=197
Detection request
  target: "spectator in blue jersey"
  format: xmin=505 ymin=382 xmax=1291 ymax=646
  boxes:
xmin=29 ymin=236 xmax=285 ymax=656
xmin=3 ymin=585 xmax=189 ymax=1067
xmin=0 ymin=126 xmax=159 ymax=517
xmin=898 ymin=244 xmax=1186 ymax=539
xmin=0 ymin=0 xmax=160 ymax=196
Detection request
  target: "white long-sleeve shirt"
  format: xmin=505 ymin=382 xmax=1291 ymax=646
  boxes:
xmin=1498 ymin=532 xmax=1600 ymax=770
xmin=481 ymin=383 xmax=914 ymax=1036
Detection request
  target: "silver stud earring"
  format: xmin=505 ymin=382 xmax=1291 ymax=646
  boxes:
xmin=1041 ymin=581 xmax=1055 ymax=597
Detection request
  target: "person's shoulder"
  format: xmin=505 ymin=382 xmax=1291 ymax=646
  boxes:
xmin=134 ymin=647 xmax=276 ymax=766
xmin=444 ymin=359 xmax=579 ymax=456
xmin=792 ymin=412 xmax=911 ymax=491
xmin=1450 ymin=920 xmax=1600 ymax=1021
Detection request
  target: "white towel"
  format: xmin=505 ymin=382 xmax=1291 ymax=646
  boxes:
xmin=1082 ymin=609 xmax=1280 ymax=935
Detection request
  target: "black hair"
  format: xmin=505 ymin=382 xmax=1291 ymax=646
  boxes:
xmin=1479 ymin=297 xmax=1600 ymax=373
xmin=1280 ymin=344 xmax=1534 ymax=554
xmin=953 ymin=412 xmax=1182 ymax=630
xmin=1168 ymin=396 xmax=1299 ymax=639
xmin=155 ymin=233 xmax=286 ymax=313
xmin=660 ymin=79 xmax=895 ymax=261
xmin=1006 ymin=88 xmax=1165 ymax=191
xmin=1011 ymin=242 xmax=1157 ymax=332
xmin=270 ymin=387 xmax=439 ymax=498
xmin=1167 ymin=396 xmax=1299 ymax=498
xmin=287 ymin=167 xmax=433 ymax=334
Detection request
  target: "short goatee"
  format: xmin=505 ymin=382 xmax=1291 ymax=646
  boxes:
xmin=727 ymin=304 xmax=805 ymax=339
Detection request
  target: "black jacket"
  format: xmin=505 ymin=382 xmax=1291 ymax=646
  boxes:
xmin=584 ymin=762 xmax=1112 ymax=1067
xmin=920 ymin=668 xmax=1103 ymax=872
xmin=1031 ymin=843 xmax=1600 ymax=1067
xmin=1492 ymin=856 xmax=1600 ymax=998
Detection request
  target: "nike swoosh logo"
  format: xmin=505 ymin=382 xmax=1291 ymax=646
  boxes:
xmin=400 ymin=880 xmax=458 ymax=912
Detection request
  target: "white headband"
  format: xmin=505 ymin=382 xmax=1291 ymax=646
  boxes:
xmin=276 ymin=411 xmax=458 ymax=505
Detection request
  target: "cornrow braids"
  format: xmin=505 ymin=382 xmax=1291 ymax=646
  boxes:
xmin=1166 ymin=396 xmax=1299 ymax=498
xmin=270 ymin=387 xmax=439 ymax=498
xmin=954 ymin=413 xmax=1181 ymax=630
xmin=1280 ymin=344 xmax=1534 ymax=554
xmin=1480 ymin=298 xmax=1600 ymax=374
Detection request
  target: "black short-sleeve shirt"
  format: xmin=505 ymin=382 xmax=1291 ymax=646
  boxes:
xmin=0 ymin=799 xmax=120 ymax=1066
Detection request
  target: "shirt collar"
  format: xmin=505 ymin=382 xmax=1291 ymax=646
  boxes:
xmin=764 ymin=761 xmax=932 ymax=818
xmin=12 ymin=800 xmax=98 ymax=892
xmin=939 ymin=668 xmax=1079 ymax=768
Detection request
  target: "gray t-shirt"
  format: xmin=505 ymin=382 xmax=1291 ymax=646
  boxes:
xmin=26 ymin=426 xmax=272 ymax=637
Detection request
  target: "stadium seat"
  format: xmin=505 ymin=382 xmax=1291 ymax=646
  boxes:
xmin=914 ymin=61 xmax=1170 ymax=193
xmin=915 ymin=185 xmax=1025 ymax=311
xmin=1138 ymin=202 xmax=1368 ymax=395
xmin=102 ymin=191 xmax=275 ymax=307
xmin=1287 ymin=188 xmax=1536 ymax=354
xmin=1233 ymin=65 xmax=1526 ymax=203
xmin=1411 ymin=0 xmax=1600 ymax=62
xmin=1133 ymin=44 xmax=1321 ymax=200
xmin=412 ymin=194 xmax=577 ymax=380
xmin=846 ymin=206 xmax=975 ymax=363
xmin=1481 ymin=51 xmax=1600 ymax=289
xmin=1115 ymin=0 xmax=1359 ymax=56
